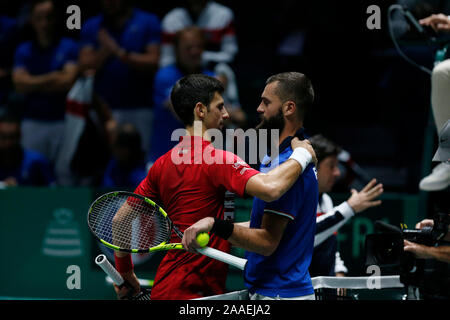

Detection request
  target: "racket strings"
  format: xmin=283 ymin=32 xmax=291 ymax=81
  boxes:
xmin=89 ymin=194 xmax=171 ymax=251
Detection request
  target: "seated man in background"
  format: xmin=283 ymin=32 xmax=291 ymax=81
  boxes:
xmin=160 ymin=0 xmax=246 ymax=129
xmin=308 ymin=134 xmax=383 ymax=278
xmin=0 ymin=112 xmax=55 ymax=187
xmin=148 ymin=26 xmax=215 ymax=162
xmin=102 ymin=123 xmax=147 ymax=190
xmin=160 ymin=0 xmax=237 ymax=68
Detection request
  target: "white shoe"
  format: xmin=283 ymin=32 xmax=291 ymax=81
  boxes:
xmin=419 ymin=162 xmax=450 ymax=191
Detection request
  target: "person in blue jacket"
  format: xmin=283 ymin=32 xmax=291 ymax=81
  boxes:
xmin=102 ymin=123 xmax=147 ymax=190
xmin=0 ymin=112 xmax=54 ymax=186
xmin=12 ymin=0 xmax=79 ymax=163
xmin=148 ymin=26 xmax=215 ymax=162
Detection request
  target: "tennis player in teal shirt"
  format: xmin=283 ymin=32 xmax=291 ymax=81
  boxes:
xmin=244 ymin=127 xmax=318 ymax=299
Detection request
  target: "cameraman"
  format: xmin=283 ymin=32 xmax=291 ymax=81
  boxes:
xmin=404 ymin=219 xmax=450 ymax=263
xmin=405 ymin=120 xmax=450 ymax=263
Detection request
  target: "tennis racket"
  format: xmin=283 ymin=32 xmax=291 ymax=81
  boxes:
xmin=95 ymin=254 xmax=151 ymax=300
xmin=87 ymin=191 xmax=247 ymax=270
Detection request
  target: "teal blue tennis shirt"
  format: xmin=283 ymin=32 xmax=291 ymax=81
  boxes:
xmin=244 ymin=130 xmax=319 ymax=298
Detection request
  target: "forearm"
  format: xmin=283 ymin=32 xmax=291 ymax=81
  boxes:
xmin=44 ymin=71 xmax=78 ymax=92
xmin=183 ymin=216 xmax=284 ymax=256
xmin=429 ymin=245 xmax=450 ymax=263
xmin=314 ymin=202 xmax=354 ymax=247
xmin=113 ymin=205 xmax=133 ymax=266
xmin=111 ymin=203 xmax=133 ymax=258
xmin=14 ymin=67 xmax=77 ymax=94
xmin=114 ymin=251 xmax=134 ymax=278
xmin=14 ymin=72 xmax=58 ymax=93
xmin=228 ymin=224 xmax=277 ymax=256
xmin=265 ymin=159 xmax=302 ymax=195
xmin=218 ymin=212 xmax=287 ymax=256
xmin=121 ymin=50 xmax=159 ymax=72
xmin=235 ymin=221 xmax=250 ymax=228
xmin=79 ymin=47 xmax=110 ymax=72
xmin=245 ymin=159 xmax=301 ymax=202
xmin=115 ymin=251 xmax=130 ymax=258
xmin=112 ymin=203 xmax=136 ymax=251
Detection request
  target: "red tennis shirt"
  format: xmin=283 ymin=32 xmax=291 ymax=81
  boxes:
xmin=134 ymin=136 xmax=259 ymax=300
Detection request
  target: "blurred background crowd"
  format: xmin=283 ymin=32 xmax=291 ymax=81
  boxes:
xmin=0 ymin=0 xmax=448 ymax=194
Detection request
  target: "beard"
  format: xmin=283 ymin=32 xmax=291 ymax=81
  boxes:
xmin=256 ymin=107 xmax=285 ymax=132
xmin=255 ymin=108 xmax=284 ymax=159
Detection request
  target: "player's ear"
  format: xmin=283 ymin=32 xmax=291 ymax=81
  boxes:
xmin=194 ymin=102 xmax=207 ymax=121
xmin=283 ymin=100 xmax=296 ymax=117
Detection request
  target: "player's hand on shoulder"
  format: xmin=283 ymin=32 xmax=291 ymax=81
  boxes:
xmin=291 ymin=137 xmax=318 ymax=167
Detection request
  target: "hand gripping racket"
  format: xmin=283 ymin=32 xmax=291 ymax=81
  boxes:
xmin=95 ymin=254 xmax=151 ymax=300
xmin=87 ymin=191 xmax=247 ymax=270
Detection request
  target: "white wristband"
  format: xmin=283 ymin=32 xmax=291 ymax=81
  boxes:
xmin=289 ymin=147 xmax=312 ymax=172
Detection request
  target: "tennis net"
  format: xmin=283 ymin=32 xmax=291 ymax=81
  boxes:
xmin=195 ymin=275 xmax=406 ymax=300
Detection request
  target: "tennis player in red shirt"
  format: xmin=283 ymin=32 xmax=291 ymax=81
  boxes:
xmin=113 ymin=74 xmax=316 ymax=299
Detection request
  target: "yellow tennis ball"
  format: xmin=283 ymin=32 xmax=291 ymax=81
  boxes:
xmin=196 ymin=232 xmax=210 ymax=247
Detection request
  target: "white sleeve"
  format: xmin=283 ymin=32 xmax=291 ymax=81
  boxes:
xmin=314 ymin=200 xmax=354 ymax=247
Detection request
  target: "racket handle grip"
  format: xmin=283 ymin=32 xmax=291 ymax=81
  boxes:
xmin=95 ymin=254 xmax=125 ymax=286
xmin=196 ymin=247 xmax=247 ymax=270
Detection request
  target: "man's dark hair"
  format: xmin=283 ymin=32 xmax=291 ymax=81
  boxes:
xmin=309 ymin=134 xmax=341 ymax=164
xmin=170 ymin=74 xmax=224 ymax=126
xmin=266 ymin=72 xmax=314 ymax=120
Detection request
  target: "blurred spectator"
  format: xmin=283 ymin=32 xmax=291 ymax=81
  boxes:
xmin=59 ymin=92 xmax=113 ymax=187
xmin=272 ymin=0 xmax=310 ymax=72
xmin=391 ymin=0 xmax=450 ymax=38
xmin=308 ymin=134 xmax=383 ymax=279
xmin=148 ymin=26 xmax=215 ymax=162
xmin=214 ymin=62 xmax=247 ymax=128
xmin=0 ymin=14 xmax=19 ymax=111
xmin=12 ymin=0 xmax=79 ymax=164
xmin=0 ymin=112 xmax=55 ymax=187
xmin=160 ymin=0 xmax=237 ymax=67
xmin=102 ymin=122 xmax=147 ymax=189
xmin=159 ymin=0 xmax=246 ymax=128
xmin=79 ymin=0 xmax=161 ymax=156
xmin=418 ymin=13 xmax=450 ymax=191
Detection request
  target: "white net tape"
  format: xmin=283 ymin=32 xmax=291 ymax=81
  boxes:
xmin=194 ymin=276 xmax=404 ymax=300
xmin=311 ymin=275 xmax=403 ymax=289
